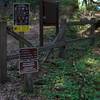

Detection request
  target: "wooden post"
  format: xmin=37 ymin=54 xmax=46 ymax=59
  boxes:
xmin=19 ymin=32 xmax=25 ymax=48
xmin=0 ymin=5 xmax=7 ymax=83
xmin=90 ymin=24 xmax=95 ymax=45
xmin=24 ymin=74 xmax=33 ymax=93
xmin=39 ymin=0 xmax=44 ymax=46
xmin=58 ymin=19 xmax=66 ymax=58
xmin=56 ymin=1 xmax=59 ymax=35
xmin=19 ymin=32 xmax=33 ymax=93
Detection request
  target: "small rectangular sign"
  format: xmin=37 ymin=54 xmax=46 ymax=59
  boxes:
xmin=13 ymin=25 xmax=30 ymax=33
xmin=19 ymin=48 xmax=39 ymax=74
xmin=42 ymin=0 xmax=59 ymax=26
xmin=13 ymin=3 xmax=30 ymax=32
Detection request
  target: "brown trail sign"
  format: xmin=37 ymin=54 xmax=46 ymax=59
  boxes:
xmin=39 ymin=0 xmax=59 ymax=46
xmin=42 ymin=0 xmax=59 ymax=26
xmin=19 ymin=48 xmax=39 ymax=74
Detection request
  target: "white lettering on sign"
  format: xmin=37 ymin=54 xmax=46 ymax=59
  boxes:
xmin=19 ymin=48 xmax=39 ymax=74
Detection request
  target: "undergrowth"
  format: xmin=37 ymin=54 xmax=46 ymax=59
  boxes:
xmin=40 ymin=49 xmax=99 ymax=100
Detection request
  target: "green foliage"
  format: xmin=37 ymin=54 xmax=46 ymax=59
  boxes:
xmin=65 ymin=26 xmax=78 ymax=38
xmin=40 ymin=51 xmax=98 ymax=100
xmin=59 ymin=0 xmax=78 ymax=7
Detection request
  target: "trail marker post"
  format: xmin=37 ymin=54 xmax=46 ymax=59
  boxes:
xmin=13 ymin=3 xmax=35 ymax=92
xmin=19 ymin=48 xmax=39 ymax=93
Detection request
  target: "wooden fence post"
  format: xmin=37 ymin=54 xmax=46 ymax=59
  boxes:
xmin=19 ymin=32 xmax=25 ymax=48
xmin=90 ymin=24 xmax=95 ymax=45
xmin=58 ymin=19 xmax=66 ymax=58
xmin=39 ymin=0 xmax=44 ymax=46
xmin=0 ymin=5 xmax=7 ymax=83
xmin=56 ymin=1 xmax=59 ymax=35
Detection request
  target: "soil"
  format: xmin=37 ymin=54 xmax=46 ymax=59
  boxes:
xmin=0 ymin=24 xmax=42 ymax=100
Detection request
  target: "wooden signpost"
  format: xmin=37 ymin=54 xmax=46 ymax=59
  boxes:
xmin=19 ymin=48 xmax=39 ymax=92
xmin=39 ymin=0 xmax=59 ymax=46
xmin=13 ymin=3 xmax=35 ymax=92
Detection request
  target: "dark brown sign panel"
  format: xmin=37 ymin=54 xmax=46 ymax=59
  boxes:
xmin=42 ymin=0 xmax=59 ymax=26
xmin=19 ymin=48 xmax=38 ymax=74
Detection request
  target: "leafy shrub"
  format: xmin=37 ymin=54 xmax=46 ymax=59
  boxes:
xmin=41 ymin=53 xmax=98 ymax=100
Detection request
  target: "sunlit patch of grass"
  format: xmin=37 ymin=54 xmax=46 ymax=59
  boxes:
xmin=85 ymin=58 xmax=100 ymax=66
xmin=83 ymin=55 xmax=100 ymax=73
xmin=54 ymin=76 xmax=64 ymax=87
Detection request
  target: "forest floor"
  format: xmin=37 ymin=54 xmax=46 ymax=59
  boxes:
xmin=0 ymin=22 xmax=100 ymax=100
